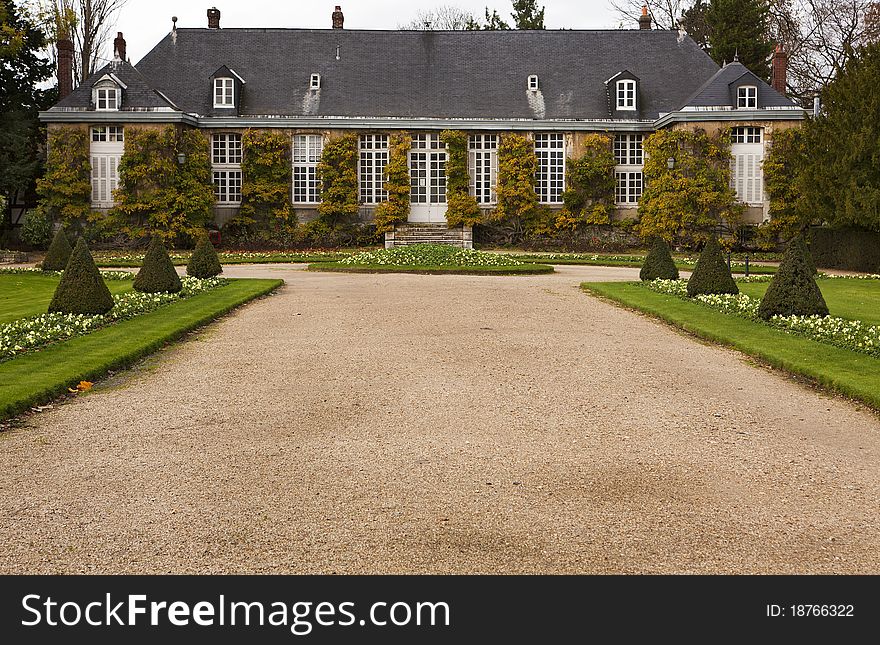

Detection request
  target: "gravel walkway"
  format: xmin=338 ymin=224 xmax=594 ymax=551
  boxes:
xmin=1 ymin=264 xmax=878 ymax=574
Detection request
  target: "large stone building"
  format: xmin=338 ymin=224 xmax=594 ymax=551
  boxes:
xmin=40 ymin=6 xmax=806 ymax=248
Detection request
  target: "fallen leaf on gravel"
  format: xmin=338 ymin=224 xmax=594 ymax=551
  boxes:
xmin=70 ymin=381 xmax=93 ymax=393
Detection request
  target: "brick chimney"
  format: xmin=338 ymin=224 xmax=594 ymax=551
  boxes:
xmin=57 ymin=37 xmax=74 ymax=99
xmin=639 ymin=5 xmax=652 ymax=30
xmin=771 ymin=44 xmax=788 ymax=95
xmin=113 ymin=32 xmax=126 ymax=61
xmin=208 ymin=7 xmax=221 ymax=29
xmin=332 ymin=5 xmax=344 ymax=29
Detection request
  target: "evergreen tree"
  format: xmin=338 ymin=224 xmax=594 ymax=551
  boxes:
xmin=48 ymin=238 xmax=114 ymax=315
xmin=799 ymin=41 xmax=880 ymax=232
xmin=640 ymin=238 xmax=680 ymax=281
xmin=686 ymin=236 xmax=739 ymax=296
xmin=704 ymin=0 xmax=773 ymax=80
xmin=186 ymin=233 xmax=223 ymax=279
xmin=134 ymin=237 xmax=182 ymax=293
xmin=757 ymin=236 xmax=828 ymax=319
xmin=0 ymin=0 xmax=54 ymax=226
xmin=41 ymin=228 xmax=73 ymax=271
xmin=511 ymin=0 xmax=545 ymax=29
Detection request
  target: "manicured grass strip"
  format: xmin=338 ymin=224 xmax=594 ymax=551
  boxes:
xmin=513 ymin=256 xmax=777 ymax=273
xmin=307 ymin=262 xmax=554 ymax=275
xmin=581 ymin=281 xmax=880 ymax=409
xmin=0 ymin=274 xmax=131 ymax=324
xmin=739 ymin=279 xmax=880 ymax=327
xmin=0 ymin=279 xmax=281 ymax=420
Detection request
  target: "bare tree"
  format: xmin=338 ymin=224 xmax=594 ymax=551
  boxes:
xmin=398 ymin=5 xmax=478 ymax=30
xmin=610 ymin=0 xmax=694 ymax=29
xmin=33 ymin=0 xmax=128 ymax=86
xmin=771 ymin=0 xmax=877 ymax=100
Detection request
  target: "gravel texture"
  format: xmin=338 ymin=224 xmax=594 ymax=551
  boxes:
xmin=1 ymin=264 xmax=878 ymax=574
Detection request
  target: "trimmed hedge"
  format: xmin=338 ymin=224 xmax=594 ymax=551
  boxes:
xmin=41 ymin=228 xmax=73 ymax=272
xmin=48 ymin=238 xmax=114 ymax=315
xmin=187 ymin=233 xmax=223 ymax=278
xmin=639 ymin=238 xmax=679 ymax=281
xmin=808 ymin=227 xmax=880 ymax=273
xmin=134 ymin=237 xmax=182 ymax=293
xmin=758 ymin=236 xmax=828 ymax=320
xmin=686 ymin=236 xmax=738 ymax=297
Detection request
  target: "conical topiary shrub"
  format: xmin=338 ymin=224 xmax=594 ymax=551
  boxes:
xmin=186 ymin=233 xmax=222 ymax=278
xmin=758 ymin=236 xmax=829 ymax=320
xmin=48 ymin=238 xmax=114 ymax=315
xmin=795 ymin=234 xmax=818 ymax=275
xmin=687 ymin=236 xmax=739 ymax=297
xmin=41 ymin=228 xmax=73 ymax=272
xmin=134 ymin=237 xmax=182 ymax=293
xmin=639 ymin=237 xmax=680 ymax=281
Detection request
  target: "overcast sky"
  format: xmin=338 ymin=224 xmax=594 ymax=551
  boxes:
xmin=111 ymin=1 xmax=626 ymax=65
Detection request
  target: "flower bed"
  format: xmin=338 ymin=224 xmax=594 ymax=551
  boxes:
xmin=91 ymin=250 xmax=350 ymax=267
xmin=0 ymin=267 xmax=134 ymax=280
xmin=312 ymin=244 xmax=553 ymax=274
xmin=0 ymin=276 xmax=227 ymax=362
xmin=645 ymin=278 xmax=880 ymax=358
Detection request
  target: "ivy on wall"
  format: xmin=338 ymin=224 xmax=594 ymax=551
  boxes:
xmin=238 ymin=129 xmax=294 ymax=234
xmin=440 ymin=130 xmax=482 ymax=228
xmin=374 ymin=132 xmax=411 ymax=233
xmin=637 ymin=129 xmax=742 ymax=242
xmin=113 ymin=125 xmax=214 ymax=241
xmin=36 ymin=127 xmax=91 ymax=226
xmin=317 ymin=133 xmax=360 ymax=225
xmin=560 ymin=134 xmax=616 ymax=226
xmin=491 ymin=133 xmax=541 ymax=234
xmin=760 ymin=127 xmax=810 ymax=246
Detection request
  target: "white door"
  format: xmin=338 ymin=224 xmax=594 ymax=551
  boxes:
xmin=409 ymin=134 xmax=447 ymax=223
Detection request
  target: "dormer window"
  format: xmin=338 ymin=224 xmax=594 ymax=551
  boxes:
xmin=616 ymin=79 xmax=636 ymax=110
xmin=737 ymin=85 xmax=758 ymax=108
xmin=528 ymin=75 xmax=539 ymax=91
xmin=214 ymin=77 xmax=234 ymax=107
xmin=310 ymin=73 xmax=321 ymax=90
xmin=95 ymin=85 xmax=119 ymax=110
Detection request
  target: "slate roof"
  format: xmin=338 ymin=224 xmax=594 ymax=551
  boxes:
xmin=114 ymin=27 xmax=722 ymax=120
xmin=682 ymin=61 xmax=794 ymax=109
xmin=54 ymin=59 xmax=177 ymax=110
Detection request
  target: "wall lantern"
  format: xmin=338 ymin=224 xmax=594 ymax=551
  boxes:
xmin=177 ymin=152 xmax=187 ymax=165
xmin=666 ymin=157 xmax=676 ymax=170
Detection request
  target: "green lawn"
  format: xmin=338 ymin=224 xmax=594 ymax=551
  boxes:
xmin=581 ymin=280 xmax=880 ymax=409
xmin=739 ymin=279 xmax=880 ymax=327
xmin=0 ymin=273 xmax=131 ymax=325
xmin=0 ymin=278 xmax=282 ymax=419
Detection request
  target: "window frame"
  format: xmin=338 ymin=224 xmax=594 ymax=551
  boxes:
xmin=292 ymin=134 xmax=324 ymax=204
xmin=613 ymin=133 xmax=644 ymax=206
xmin=527 ymin=75 xmax=539 ymax=91
xmin=737 ymin=85 xmax=758 ymax=109
xmin=214 ymin=77 xmax=235 ymax=108
xmin=534 ymin=133 xmax=565 ymax=204
xmin=89 ymin=125 xmax=124 ymax=207
xmin=95 ymin=85 xmax=119 ymax=111
xmin=616 ymin=79 xmax=637 ymax=111
xmin=211 ymin=133 xmax=243 ymax=204
xmin=310 ymin=73 xmax=321 ymax=90
xmin=730 ymin=127 xmax=765 ymax=205
xmin=468 ymin=134 xmax=498 ymax=205
xmin=359 ymin=134 xmax=390 ymax=204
